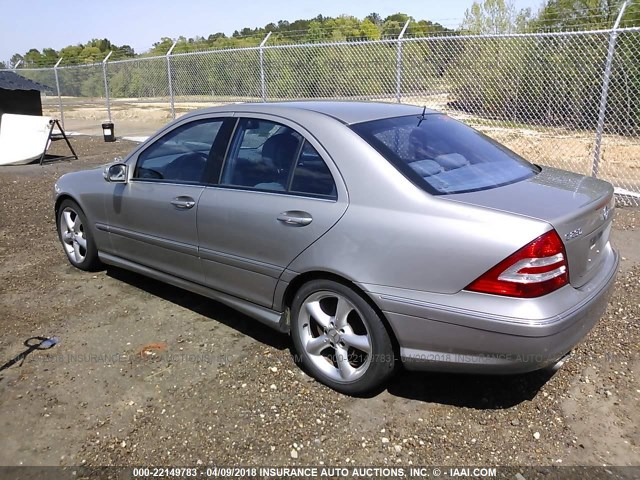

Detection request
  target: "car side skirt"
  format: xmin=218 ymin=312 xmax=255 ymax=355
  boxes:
xmin=98 ymin=252 xmax=288 ymax=333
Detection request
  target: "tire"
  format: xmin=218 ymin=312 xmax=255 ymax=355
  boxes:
xmin=57 ymin=199 xmax=101 ymax=271
xmin=291 ymin=279 xmax=396 ymax=395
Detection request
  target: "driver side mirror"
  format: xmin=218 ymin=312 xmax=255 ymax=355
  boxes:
xmin=103 ymin=163 xmax=128 ymax=183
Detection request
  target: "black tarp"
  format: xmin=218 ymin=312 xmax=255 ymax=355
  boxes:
xmin=0 ymin=71 xmax=52 ymax=123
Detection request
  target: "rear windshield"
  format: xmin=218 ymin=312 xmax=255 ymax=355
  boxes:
xmin=350 ymin=114 xmax=537 ymax=195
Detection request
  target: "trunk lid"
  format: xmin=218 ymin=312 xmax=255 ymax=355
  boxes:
xmin=446 ymin=166 xmax=615 ymax=288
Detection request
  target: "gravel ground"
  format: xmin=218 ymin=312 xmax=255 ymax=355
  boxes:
xmin=0 ymin=136 xmax=638 ymax=469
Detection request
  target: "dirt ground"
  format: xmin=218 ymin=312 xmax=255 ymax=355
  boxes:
xmin=0 ymin=136 xmax=638 ymax=470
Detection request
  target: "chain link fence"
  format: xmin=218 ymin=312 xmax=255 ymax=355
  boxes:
xmin=3 ymin=25 xmax=639 ymax=202
xmin=14 ymin=67 xmax=60 ymax=112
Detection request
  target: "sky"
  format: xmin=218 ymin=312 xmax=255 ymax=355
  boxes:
xmin=0 ymin=0 xmax=544 ymax=63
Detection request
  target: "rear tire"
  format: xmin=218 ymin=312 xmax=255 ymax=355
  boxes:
xmin=57 ymin=199 xmax=101 ymax=271
xmin=291 ymin=279 xmax=395 ymax=395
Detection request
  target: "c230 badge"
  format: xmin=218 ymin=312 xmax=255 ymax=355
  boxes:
xmin=565 ymin=227 xmax=583 ymax=241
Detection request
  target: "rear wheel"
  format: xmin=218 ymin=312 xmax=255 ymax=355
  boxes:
xmin=57 ymin=199 xmax=101 ymax=271
xmin=291 ymin=279 xmax=395 ymax=395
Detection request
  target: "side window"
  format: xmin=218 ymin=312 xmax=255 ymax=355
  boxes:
xmin=290 ymin=142 xmax=337 ymax=199
xmin=220 ymin=119 xmax=302 ymax=192
xmin=133 ymin=119 xmax=224 ymax=184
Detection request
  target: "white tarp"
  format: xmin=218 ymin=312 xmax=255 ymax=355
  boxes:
xmin=0 ymin=113 xmax=53 ymax=166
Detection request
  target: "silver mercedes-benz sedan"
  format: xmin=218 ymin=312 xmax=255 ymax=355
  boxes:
xmin=54 ymin=101 xmax=619 ymax=394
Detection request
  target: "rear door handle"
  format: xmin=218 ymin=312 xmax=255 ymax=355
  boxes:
xmin=171 ymin=196 xmax=196 ymax=209
xmin=277 ymin=211 xmax=313 ymax=226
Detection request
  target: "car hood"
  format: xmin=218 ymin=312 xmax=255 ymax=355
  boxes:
xmin=446 ymin=166 xmax=615 ymax=288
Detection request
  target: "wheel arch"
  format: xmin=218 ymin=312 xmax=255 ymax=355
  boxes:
xmin=280 ymin=270 xmax=401 ymax=358
xmin=54 ymin=193 xmax=103 ymax=248
xmin=54 ymin=193 xmax=82 ymax=218
xmin=55 ymin=193 xmax=103 ymax=271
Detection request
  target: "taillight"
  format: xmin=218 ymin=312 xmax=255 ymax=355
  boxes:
xmin=465 ymin=230 xmax=569 ymax=298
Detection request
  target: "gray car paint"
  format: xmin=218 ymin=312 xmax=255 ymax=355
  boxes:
xmin=447 ymin=166 xmax=614 ymax=288
xmin=198 ymin=187 xmax=347 ymax=308
xmin=54 ymin=101 xmax=619 ymax=373
xmin=103 ymin=182 xmax=205 ymax=284
xmin=196 ymin=112 xmax=349 ymax=309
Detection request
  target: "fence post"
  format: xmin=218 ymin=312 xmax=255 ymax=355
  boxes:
xmin=396 ymin=20 xmax=410 ymax=103
xmin=53 ymin=58 xmax=65 ymax=128
xmin=102 ymin=51 xmax=113 ymax=123
xmin=166 ymin=40 xmax=178 ymax=120
xmin=259 ymin=32 xmax=272 ymax=102
xmin=592 ymin=1 xmax=628 ymax=178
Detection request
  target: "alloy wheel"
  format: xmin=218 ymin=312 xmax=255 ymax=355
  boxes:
xmin=297 ymin=290 xmax=372 ymax=383
xmin=60 ymin=206 xmax=87 ymax=264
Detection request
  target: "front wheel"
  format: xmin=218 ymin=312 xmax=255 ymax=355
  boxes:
xmin=291 ymin=279 xmax=396 ymax=395
xmin=57 ymin=199 xmax=101 ymax=271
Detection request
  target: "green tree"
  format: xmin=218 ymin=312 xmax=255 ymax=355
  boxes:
xmin=534 ymin=0 xmax=619 ymax=30
xmin=78 ymin=46 xmax=103 ymax=63
xmin=453 ymin=0 xmax=536 ymax=124
xmin=114 ymin=45 xmax=135 ymax=59
xmin=451 ymin=0 xmax=640 ymax=134
xmin=381 ymin=13 xmax=411 ymax=36
xmin=307 ymin=20 xmax=328 ymax=43
xmin=360 ymin=19 xmax=381 ymax=40
xmin=461 ymin=0 xmax=525 ymax=34
xmin=532 ymin=0 xmax=638 ymax=29
xmin=384 ymin=13 xmax=411 ymax=24
xmin=41 ymin=48 xmax=59 ymax=66
xmin=328 ymin=15 xmax=361 ymax=41
xmin=530 ymin=0 xmax=640 ymax=133
xmin=207 ymin=33 xmax=226 ymax=43
xmin=150 ymin=37 xmax=175 ymax=55
xmin=59 ymin=45 xmax=83 ymax=64
xmin=365 ymin=12 xmax=383 ymax=26
xmin=9 ymin=53 xmax=23 ymax=68
xmin=23 ymin=48 xmax=43 ymax=67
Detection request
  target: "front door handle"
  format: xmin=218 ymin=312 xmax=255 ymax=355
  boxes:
xmin=171 ymin=196 xmax=196 ymax=209
xmin=277 ymin=210 xmax=313 ymax=226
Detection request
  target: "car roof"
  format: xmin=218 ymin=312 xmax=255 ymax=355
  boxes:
xmin=187 ymin=101 xmax=435 ymax=125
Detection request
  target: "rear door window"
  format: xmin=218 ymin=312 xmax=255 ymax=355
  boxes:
xmin=290 ymin=142 xmax=337 ymax=198
xmin=351 ymin=114 xmax=537 ymax=195
xmin=218 ymin=118 xmax=337 ymax=199
xmin=220 ymin=119 xmax=302 ymax=192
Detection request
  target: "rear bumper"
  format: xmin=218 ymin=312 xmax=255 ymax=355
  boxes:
xmin=361 ymin=247 xmax=619 ymax=374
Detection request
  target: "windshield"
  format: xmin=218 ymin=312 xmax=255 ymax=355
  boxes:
xmin=351 ymin=114 xmax=538 ymax=195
